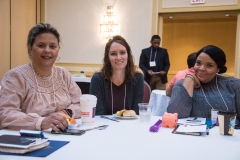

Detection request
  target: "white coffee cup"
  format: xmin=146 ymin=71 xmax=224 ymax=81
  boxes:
xmin=80 ymin=94 xmax=97 ymax=125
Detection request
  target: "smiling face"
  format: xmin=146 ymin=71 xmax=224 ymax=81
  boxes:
xmin=194 ymin=52 xmax=219 ymax=83
xmin=30 ymin=33 xmax=59 ymax=71
xmin=108 ymin=42 xmax=128 ymax=72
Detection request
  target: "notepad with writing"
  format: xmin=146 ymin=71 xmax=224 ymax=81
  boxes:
xmin=172 ymin=124 xmax=207 ymax=136
xmin=177 ymin=117 xmax=206 ymax=125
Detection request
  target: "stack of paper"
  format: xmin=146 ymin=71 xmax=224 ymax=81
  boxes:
xmin=172 ymin=117 xmax=207 ymax=136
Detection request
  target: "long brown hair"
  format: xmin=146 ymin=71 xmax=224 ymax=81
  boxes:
xmin=101 ymin=35 xmax=136 ymax=83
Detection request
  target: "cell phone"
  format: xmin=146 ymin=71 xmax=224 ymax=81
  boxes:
xmin=65 ymin=129 xmax=85 ymax=135
xmin=51 ymin=129 xmax=85 ymax=136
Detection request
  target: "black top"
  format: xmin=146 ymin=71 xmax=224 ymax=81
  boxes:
xmin=89 ymin=72 xmax=144 ymax=115
xmin=106 ymin=82 xmax=129 ymax=115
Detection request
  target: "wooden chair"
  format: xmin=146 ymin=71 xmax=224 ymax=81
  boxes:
xmin=143 ymin=81 xmax=151 ymax=103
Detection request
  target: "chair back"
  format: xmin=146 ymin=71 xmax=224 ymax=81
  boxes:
xmin=143 ymin=81 xmax=151 ymax=103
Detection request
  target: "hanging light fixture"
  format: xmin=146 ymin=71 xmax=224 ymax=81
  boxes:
xmin=100 ymin=6 xmax=118 ymax=40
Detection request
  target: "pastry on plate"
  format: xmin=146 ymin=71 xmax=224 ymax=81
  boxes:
xmin=116 ymin=109 xmax=126 ymax=116
xmin=122 ymin=110 xmax=136 ymax=117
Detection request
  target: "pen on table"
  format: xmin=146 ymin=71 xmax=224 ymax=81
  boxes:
xmin=186 ymin=117 xmax=199 ymax=121
xmin=208 ymin=124 xmax=216 ymax=129
xmin=186 ymin=120 xmax=201 ymax=123
xmin=206 ymin=127 xmax=210 ymax=135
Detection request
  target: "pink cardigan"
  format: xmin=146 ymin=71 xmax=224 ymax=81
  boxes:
xmin=0 ymin=63 xmax=81 ymax=130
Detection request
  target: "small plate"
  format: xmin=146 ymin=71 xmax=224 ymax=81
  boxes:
xmin=115 ymin=115 xmax=138 ymax=119
xmin=68 ymin=124 xmax=81 ymax=129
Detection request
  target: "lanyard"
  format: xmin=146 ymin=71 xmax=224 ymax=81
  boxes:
xmin=201 ymin=76 xmax=228 ymax=110
xmin=149 ymin=48 xmax=157 ymax=62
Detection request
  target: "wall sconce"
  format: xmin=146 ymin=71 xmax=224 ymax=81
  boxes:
xmin=100 ymin=6 xmax=118 ymax=40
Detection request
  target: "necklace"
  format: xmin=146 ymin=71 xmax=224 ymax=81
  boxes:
xmin=32 ymin=67 xmax=52 ymax=78
xmin=111 ymin=81 xmax=126 ymax=115
xmin=31 ymin=63 xmax=56 ymax=115
xmin=201 ymin=75 xmax=228 ymax=110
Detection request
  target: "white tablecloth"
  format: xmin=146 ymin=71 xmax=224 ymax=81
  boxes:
xmin=1 ymin=116 xmax=240 ymax=160
xmin=149 ymin=90 xmax=170 ymax=116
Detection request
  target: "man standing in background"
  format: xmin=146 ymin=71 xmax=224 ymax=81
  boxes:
xmin=139 ymin=35 xmax=170 ymax=90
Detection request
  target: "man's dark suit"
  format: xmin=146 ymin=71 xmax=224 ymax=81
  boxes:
xmin=139 ymin=46 xmax=170 ymax=84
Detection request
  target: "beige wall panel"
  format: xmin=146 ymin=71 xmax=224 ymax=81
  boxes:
xmin=152 ymin=0 xmax=158 ymax=35
xmin=236 ymin=14 xmax=240 ymax=78
xmin=45 ymin=0 xmax=152 ymax=65
xmin=162 ymin=0 xmax=237 ymax=8
xmin=162 ymin=18 xmax=237 ymax=79
xmin=0 ymin=0 xmax=10 ymax=82
xmin=11 ymin=0 xmax=36 ymax=68
xmin=158 ymin=0 xmax=240 ymax=13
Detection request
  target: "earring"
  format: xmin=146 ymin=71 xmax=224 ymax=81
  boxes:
xmin=56 ymin=56 xmax=60 ymax=61
xmin=29 ymin=53 xmax=32 ymax=59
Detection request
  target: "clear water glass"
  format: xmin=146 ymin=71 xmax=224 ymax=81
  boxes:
xmin=138 ymin=103 xmax=152 ymax=122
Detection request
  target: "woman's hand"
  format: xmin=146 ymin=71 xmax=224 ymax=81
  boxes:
xmin=191 ymin=74 xmax=201 ymax=88
xmin=41 ymin=112 xmax=68 ymax=131
xmin=183 ymin=74 xmax=201 ymax=97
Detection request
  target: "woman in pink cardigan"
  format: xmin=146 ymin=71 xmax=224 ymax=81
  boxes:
xmin=0 ymin=23 xmax=81 ymax=131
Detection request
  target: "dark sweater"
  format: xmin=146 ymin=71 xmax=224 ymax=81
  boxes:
xmin=89 ymin=72 xmax=144 ymax=115
xmin=167 ymin=75 xmax=240 ymax=123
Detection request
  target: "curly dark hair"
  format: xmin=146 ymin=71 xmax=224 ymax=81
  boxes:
xmin=101 ymin=35 xmax=137 ymax=83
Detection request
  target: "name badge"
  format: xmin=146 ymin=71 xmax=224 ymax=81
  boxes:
xmin=211 ymin=109 xmax=218 ymax=125
xmin=149 ymin=61 xmax=156 ymax=67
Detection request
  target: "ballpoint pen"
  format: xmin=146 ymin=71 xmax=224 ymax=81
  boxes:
xmin=206 ymin=127 xmax=210 ymax=135
xmin=186 ymin=117 xmax=201 ymax=122
xmin=186 ymin=120 xmax=201 ymax=123
xmin=208 ymin=124 xmax=216 ymax=129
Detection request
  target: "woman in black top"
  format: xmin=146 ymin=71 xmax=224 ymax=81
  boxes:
xmin=90 ymin=35 xmax=144 ymax=115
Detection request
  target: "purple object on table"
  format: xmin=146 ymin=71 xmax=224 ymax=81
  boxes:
xmin=149 ymin=119 xmax=162 ymax=132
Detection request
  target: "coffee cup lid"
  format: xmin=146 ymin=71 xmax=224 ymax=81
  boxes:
xmin=80 ymin=94 xmax=97 ymax=100
xmin=217 ymin=110 xmax=237 ymax=116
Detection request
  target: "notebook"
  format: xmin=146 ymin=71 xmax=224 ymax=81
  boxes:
xmin=177 ymin=117 xmax=206 ymax=125
xmin=172 ymin=124 xmax=207 ymax=136
xmin=0 ymin=135 xmax=48 ymax=149
xmin=0 ymin=141 xmax=50 ymax=154
xmin=0 ymin=140 xmax=69 ymax=157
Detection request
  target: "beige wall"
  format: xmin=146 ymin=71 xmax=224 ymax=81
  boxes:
xmin=163 ymin=18 xmax=236 ymax=76
xmin=154 ymin=0 xmax=240 ymax=80
xmin=11 ymin=0 xmax=37 ymax=69
xmin=0 ymin=0 xmax=41 ymax=82
xmin=45 ymin=0 xmax=152 ymax=74
xmin=0 ymin=0 xmax=10 ymax=82
xmin=1 ymin=0 xmax=240 ymax=81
